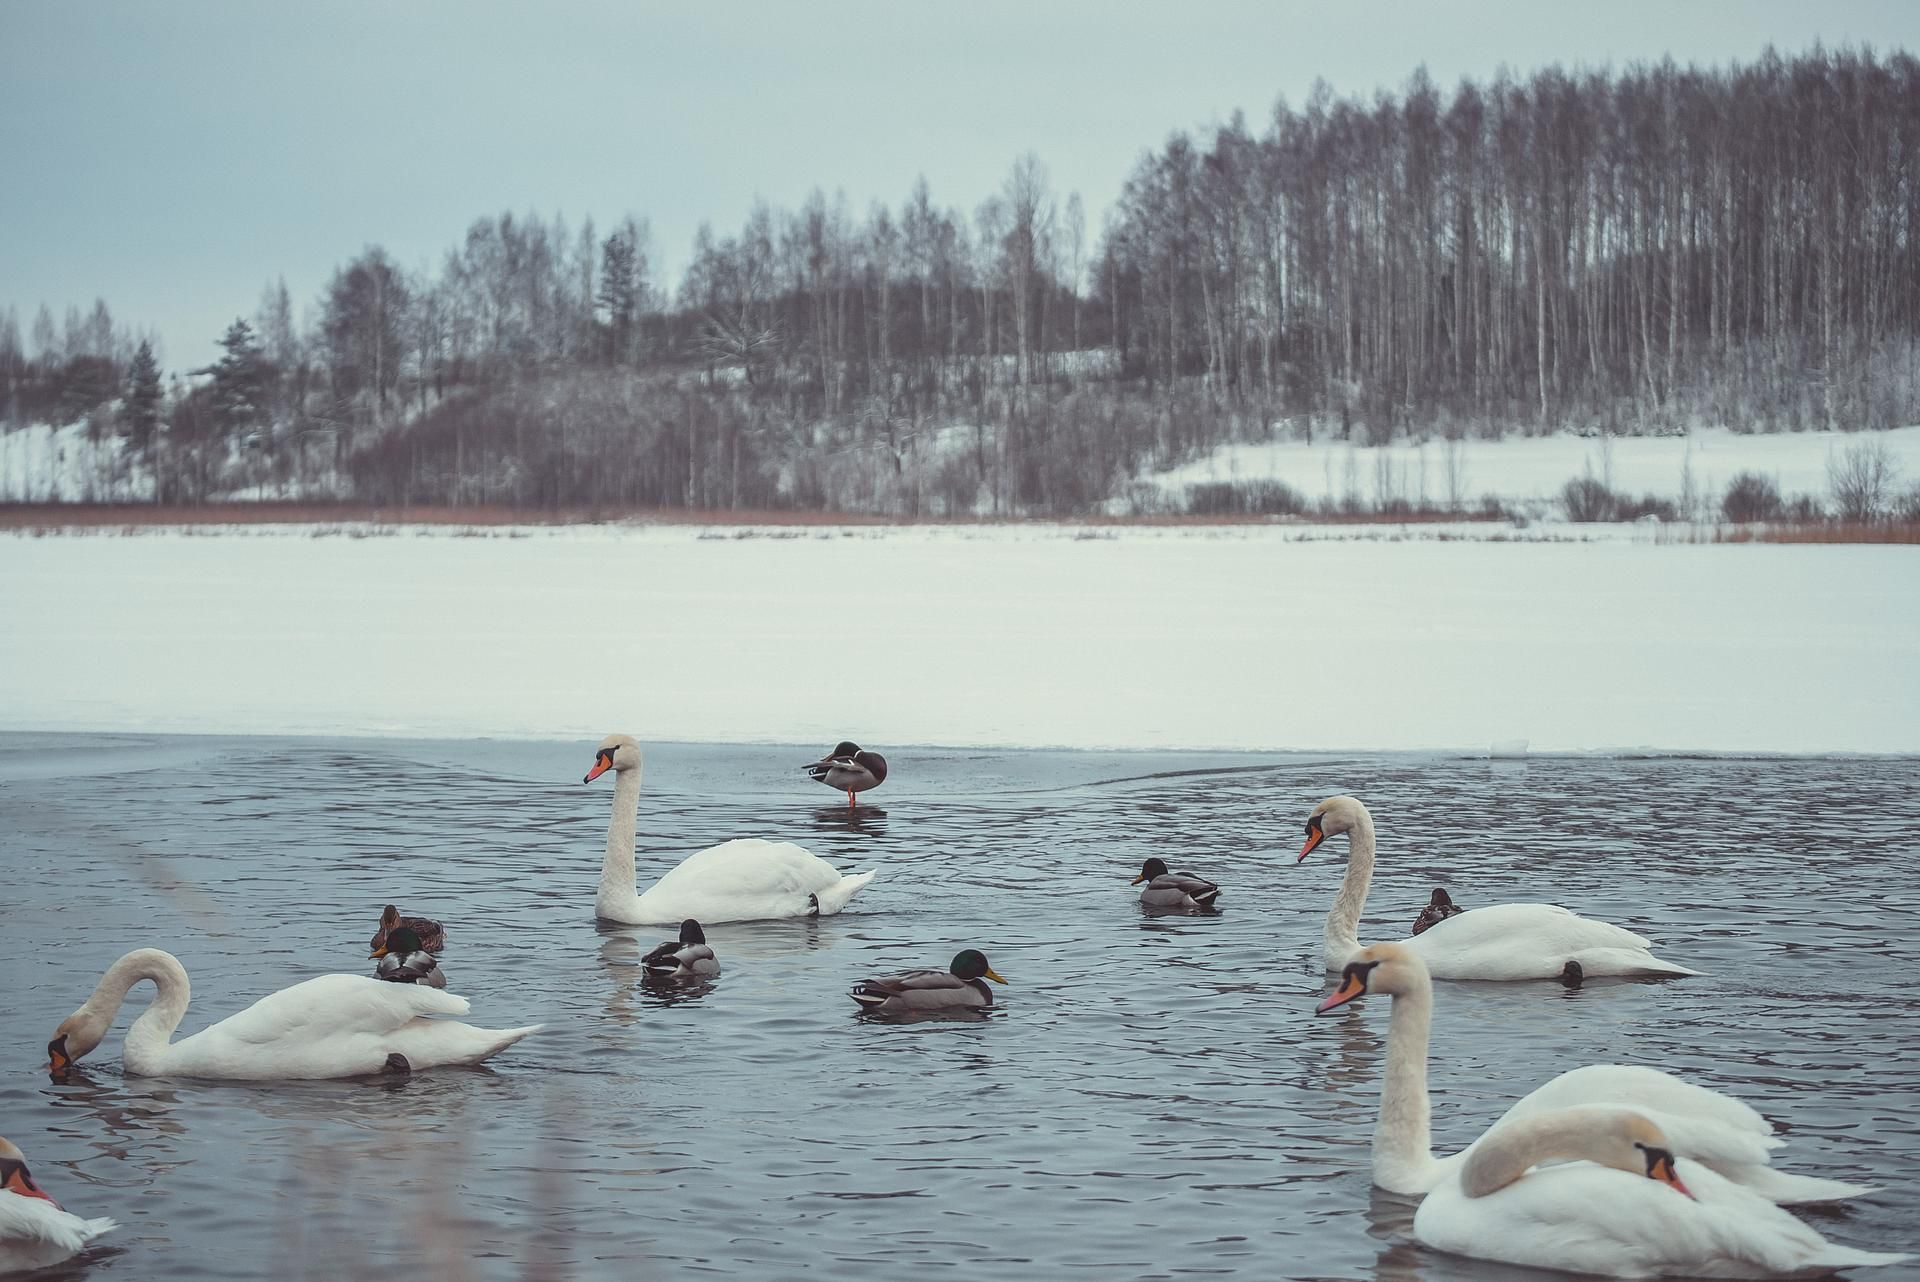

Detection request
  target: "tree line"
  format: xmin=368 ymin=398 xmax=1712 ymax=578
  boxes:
xmin=2 ymin=44 xmax=1914 ymax=514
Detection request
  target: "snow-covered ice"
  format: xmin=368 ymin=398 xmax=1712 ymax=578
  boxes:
xmin=1 ymin=523 xmax=1912 ymax=755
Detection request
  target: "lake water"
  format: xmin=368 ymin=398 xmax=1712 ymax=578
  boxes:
xmin=1 ymin=734 xmax=1915 ymax=1281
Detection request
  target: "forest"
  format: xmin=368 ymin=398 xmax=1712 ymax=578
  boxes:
xmin=3 ymin=45 xmax=1916 ymax=516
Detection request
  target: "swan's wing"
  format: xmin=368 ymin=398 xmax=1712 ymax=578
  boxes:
xmin=1499 ymin=1064 xmax=1775 ymax=1160
xmin=1414 ymin=1159 xmax=1907 ymax=1277
xmin=0 ymin=1195 xmax=114 ymax=1257
xmin=196 ymin=974 xmax=469 ymax=1049
xmin=1403 ymin=904 xmax=1695 ymax=978
xmin=633 ymin=839 xmax=873 ymax=923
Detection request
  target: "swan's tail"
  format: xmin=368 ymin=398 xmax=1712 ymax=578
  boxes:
xmin=78 ymin=1217 xmax=117 ymax=1246
xmin=1728 ymin=1163 xmax=1877 ymax=1205
xmin=469 ymin=1024 xmax=543 ymax=1064
xmin=813 ymin=869 xmax=876 ymax=916
xmin=1569 ymin=947 xmax=1701 ymax=978
xmin=1808 ymin=1246 xmax=1909 ymax=1270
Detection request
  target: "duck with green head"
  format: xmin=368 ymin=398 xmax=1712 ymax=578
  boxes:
xmin=850 ymin=950 xmax=1004 ymax=1013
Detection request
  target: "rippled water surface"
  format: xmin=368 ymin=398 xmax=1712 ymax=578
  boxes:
xmin=1 ymin=734 xmax=1916 ymax=1281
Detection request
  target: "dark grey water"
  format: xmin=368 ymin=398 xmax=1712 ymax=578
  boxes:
xmin=1 ymin=734 xmax=1916 ymax=1281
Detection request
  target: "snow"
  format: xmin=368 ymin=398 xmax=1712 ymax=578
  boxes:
xmin=1141 ymin=425 xmax=1920 ymax=516
xmin=1 ymin=523 xmax=1913 ymax=755
xmin=0 ymin=420 xmax=151 ymax=502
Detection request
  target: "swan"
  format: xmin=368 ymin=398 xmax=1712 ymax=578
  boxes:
xmin=1300 ymin=794 xmax=1698 ymax=979
xmin=0 ymin=1137 xmax=114 ymax=1275
xmin=804 ymin=740 xmax=889 ymax=810
xmin=585 ymin=734 xmax=875 ymax=925
xmin=47 ymin=948 xmax=540 ymax=1080
xmin=850 ymin=949 xmax=1004 ymax=1013
xmin=1411 ymin=1106 xmax=1908 ymax=1277
xmin=1314 ymin=942 xmax=1872 ymax=1204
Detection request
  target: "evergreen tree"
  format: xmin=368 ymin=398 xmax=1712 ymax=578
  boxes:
xmin=207 ymin=318 xmax=267 ymax=433
xmin=120 ymin=339 xmax=163 ymax=456
xmin=597 ymin=226 xmax=638 ymax=363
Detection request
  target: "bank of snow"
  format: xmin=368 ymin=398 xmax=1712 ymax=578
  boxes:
xmin=1 ymin=523 xmax=1912 ymax=755
xmin=1138 ymin=425 xmax=1920 ymax=516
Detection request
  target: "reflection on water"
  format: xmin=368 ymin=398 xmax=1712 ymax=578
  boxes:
xmin=0 ymin=736 xmax=1917 ymax=1280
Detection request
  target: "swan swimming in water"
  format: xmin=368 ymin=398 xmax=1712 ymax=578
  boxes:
xmin=1314 ymin=942 xmax=1872 ymax=1205
xmin=0 ymin=1137 xmax=115 ymax=1275
xmin=585 ymin=734 xmax=875 ymax=925
xmin=1300 ymin=794 xmax=1698 ymax=979
xmin=48 ymin=948 xmax=539 ymax=1080
xmin=1410 ymin=1106 xmax=1908 ymax=1277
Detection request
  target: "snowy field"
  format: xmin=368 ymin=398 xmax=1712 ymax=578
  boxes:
xmin=1140 ymin=424 xmax=1920 ymax=515
xmin=1 ymin=523 xmax=1913 ymax=755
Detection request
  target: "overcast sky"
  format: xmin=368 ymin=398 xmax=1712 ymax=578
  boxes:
xmin=2 ymin=0 xmax=1912 ymax=371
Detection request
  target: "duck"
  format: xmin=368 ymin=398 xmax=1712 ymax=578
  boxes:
xmin=804 ymin=741 xmax=888 ymax=811
xmin=850 ymin=950 xmax=1004 ymax=1014
xmin=48 ymin=948 xmax=539 ymax=1080
xmin=1411 ymin=1106 xmax=1908 ymax=1277
xmin=0 ymin=1137 xmax=115 ymax=1275
xmin=1409 ymin=887 xmax=1462 ymax=935
xmin=1300 ymin=795 xmax=1697 ymax=979
xmin=586 ymin=734 xmax=875 ymax=925
xmin=1130 ymin=857 xmax=1221 ymax=909
xmin=643 ymin=920 xmax=720 ymax=977
xmin=370 ymin=905 xmax=445 ymax=955
xmin=371 ymin=926 xmax=447 ymax=988
xmin=1313 ymin=942 xmax=1872 ymax=1204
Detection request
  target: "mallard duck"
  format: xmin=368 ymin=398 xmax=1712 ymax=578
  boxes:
xmin=0 ymin=1137 xmax=115 ymax=1274
xmin=371 ymin=905 xmax=445 ymax=955
xmin=804 ymin=740 xmax=888 ymax=810
xmin=1411 ymin=886 xmax=1464 ymax=935
xmin=643 ymin=919 xmax=720 ymax=977
xmin=850 ymin=949 xmax=1004 ymax=1014
xmin=371 ymin=926 xmax=447 ymax=988
xmin=1131 ymin=857 xmax=1221 ymax=909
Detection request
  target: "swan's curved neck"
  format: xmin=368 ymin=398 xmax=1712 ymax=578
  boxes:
xmin=1372 ymin=969 xmax=1439 ymax=1194
xmin=76 ymin=949 xmax=191 ymax=1072
xmin=1460 ymin=1107 xmax=1622 ymax=1198
xmin=597 ymin=765 xmax=644 ymax=916
xmin=1325 ymin=811 xmax=1376 ymax=968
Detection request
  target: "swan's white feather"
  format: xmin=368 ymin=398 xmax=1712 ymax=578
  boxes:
xmin=1414 ymin=1154 xmax=1908 ymax=1278
xmin=1399 ymin=904 xmax=1700 ymax=979
xmin=0 ymin=1194 xmax=115 ymax=1274
xmin=606 ymin=838 xmax=874 ymax=925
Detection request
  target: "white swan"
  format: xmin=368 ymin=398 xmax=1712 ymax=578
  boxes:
xmin=1411 ymin=1106 xmax=1908 ymax=1277
xmin=584 ymin=734 xmax=875 ymax=925
xmin=48 ymin=949 xmax=540 ymax=1080
xmin=1315 ymin=942 xmax=1872 ymax=1204
xmin=1301 ymin=794 xmax=1698 ymax=979
xmin=1 ymin=1137 xmax=115 ymax=1275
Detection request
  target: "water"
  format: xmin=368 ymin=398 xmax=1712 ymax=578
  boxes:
xmin=1 ymin=733 xmax=1916 ymax=1281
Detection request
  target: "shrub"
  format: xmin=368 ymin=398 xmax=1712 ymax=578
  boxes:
xmin=1560 ymin=476 xmax=1617 ymax=521
xmin=1828 ymin=438 xmax=1899 ymax=521
xmin=1615 ymin=493 xmax=1680 ymax=522
xmin=1721 ymin=472 xmax=1783 ymax=523
xmin=1184 ymin=479 xmax=1308 ymax=517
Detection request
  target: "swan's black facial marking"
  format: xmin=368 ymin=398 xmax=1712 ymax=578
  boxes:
xmin=1342 ymin=959 xmax=1382 ymax=990
xmin=583 ymin=747 xmax=617 ymax=784
xmin=46 ymin=1034 xmax=71 ymax=1075
xmin=1316 ymin=958 xmax=1381 ymax=1013
xmin=0 ymin=1156 xmax=54 ymax=1204
xmin=1298 ymin=813 xmax=1329 ymax=861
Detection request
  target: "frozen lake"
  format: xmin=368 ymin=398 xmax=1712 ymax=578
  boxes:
xmin=1 ymin=733 xmax=1915 ymax=1280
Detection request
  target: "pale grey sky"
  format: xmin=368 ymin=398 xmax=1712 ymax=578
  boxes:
xmin=2 ymin=0 xmax=1912 ymax=370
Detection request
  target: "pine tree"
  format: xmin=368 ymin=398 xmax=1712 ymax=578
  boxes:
xmin=597 ymin=226 xmax=638 ymax=363
xmin=206 ymin=318 xmax=267 ymax=433
xmin=120 ymin=339 xmax=163 ymax=456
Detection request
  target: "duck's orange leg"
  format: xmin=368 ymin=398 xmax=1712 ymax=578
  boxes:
xmin=847 ymin=789 xmax=856 ymax=811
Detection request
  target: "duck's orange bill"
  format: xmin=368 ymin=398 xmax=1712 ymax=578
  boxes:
xmin=1129 ymin=873 xmax=1149 ymax=885
xmin=1315 ymin=972 xmax=1366 ymax=1014
xmin=583 ymin=758 xmax=611 ymax=783
xmin=983 ymin=968 xmax=1008 ymax=984
xmin=1 ymin=1162 xmax=58 ymax=1206
xmin=369 ymin=946 xmax=389 ymax=960
xmin=1298 ymin=829 xmax=1325 ymax=861
xmin=1650 ymin=1152 xmax=1694 ymax=1200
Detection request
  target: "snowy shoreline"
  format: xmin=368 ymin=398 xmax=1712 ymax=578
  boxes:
xmin=2 ymin=523 xmax=1913 ymax=756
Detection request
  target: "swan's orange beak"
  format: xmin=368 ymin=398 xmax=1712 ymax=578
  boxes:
xmin=46 ymin=1035 xmax=71 ymax=1076
xmin=1298 ymin=825 xmax=1326 ymax=862
xmin=1 ymin=1161 xmax=59 ymax=1207
xmin=583 ymin=756 xmax=611 ymax=784
xmin=1648 ymin=1150 xmax=1694 ymax=1200
xmin=1315 ymin=971 xmax=1367 ymax=1014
